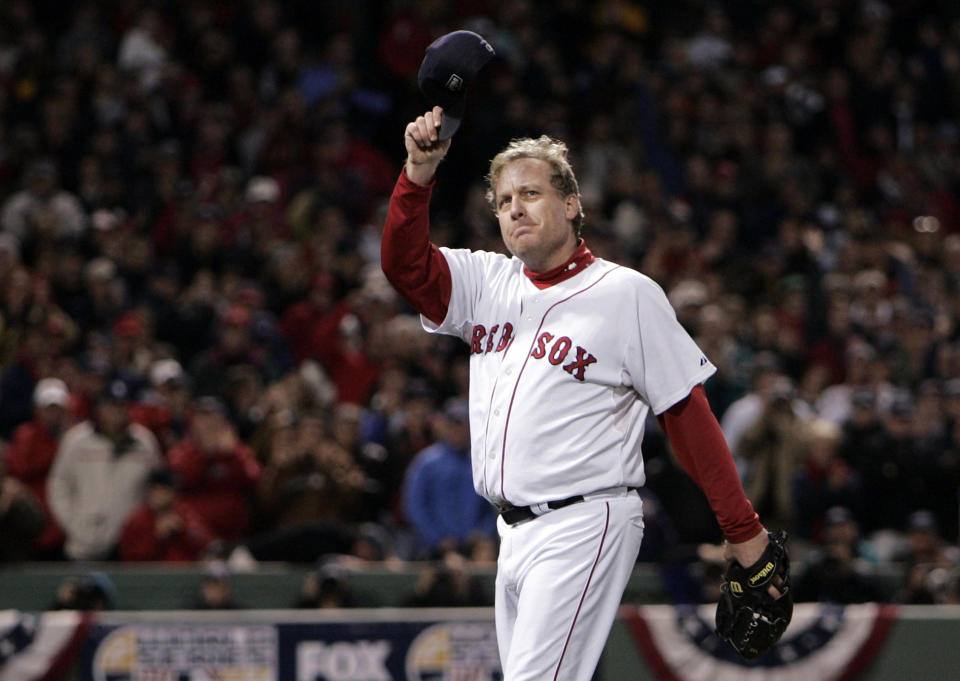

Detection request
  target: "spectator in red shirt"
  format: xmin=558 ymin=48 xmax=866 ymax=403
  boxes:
xmin=168 ymin=396 xmax=261 ymax=542
xmin=119 ymin=467 xmax=214 ymax=562
xmin=4 ymin=378 xmax=74 ymax=558
xmin=278 ymin=271 xmax=337 ymax=363
xmin=129 ymin=358 xmax=193 ymax=451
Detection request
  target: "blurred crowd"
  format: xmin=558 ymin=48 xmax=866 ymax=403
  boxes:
xmin=2 ymin=0 xmax=960 ymax=606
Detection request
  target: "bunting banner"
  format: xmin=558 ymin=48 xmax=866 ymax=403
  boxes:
xmin=0 ymin=604 xmax=903 ymax=681
xmin=624 ymin=602 xmax=897 ymax=681
xmin=0 ymin=610 xmax=93 ymax=681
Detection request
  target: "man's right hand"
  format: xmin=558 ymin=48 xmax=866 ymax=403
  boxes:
xmin=404 ymin=106 xmax=452 ymax=186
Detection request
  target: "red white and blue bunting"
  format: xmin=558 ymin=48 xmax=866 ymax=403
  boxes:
xmin=0 ymin=610 xmax=92 ymax=681
xmin=624 ymin=603 xmax=897 ymax=681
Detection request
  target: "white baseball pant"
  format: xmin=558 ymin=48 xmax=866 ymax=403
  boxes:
xmin=495 ymin=488 xmax=644 ymax=681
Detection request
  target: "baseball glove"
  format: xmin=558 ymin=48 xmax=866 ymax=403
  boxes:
xmin=715 ymin=530 xmax=793 ymax=659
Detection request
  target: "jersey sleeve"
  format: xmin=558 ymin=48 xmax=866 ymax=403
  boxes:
xmin=381 ymin=169 xmax=452 ymax=325
xmin=624 ymin=275 xmax=716 ymax=414
xmin=421 ymin=246 xmax=512 ymax=341
xmin=658 ymin=385 xmax=763 ymax=543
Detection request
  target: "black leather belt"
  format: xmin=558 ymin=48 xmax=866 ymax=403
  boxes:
xmin=499 ymin=494 xmax=585 ymax=525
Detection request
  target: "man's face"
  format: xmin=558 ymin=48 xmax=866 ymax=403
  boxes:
xmin=96 ymin=400 xmax=128 ymax=435
xmin=37 ymin=403 xmax=68 ymax=429
xmin=191 ymin=410 xmax=223 ymax=440
xmin=221 ymin=323 xmax=250 ymax=353
xmin=495 ymin=158 xmax=578 ymax=272
xmin=147 ymin=483 xmax=176 ymax=511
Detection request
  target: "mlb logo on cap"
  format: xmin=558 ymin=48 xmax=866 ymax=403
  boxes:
xmin=445 ymin=74 xmax=464 ymax=91
xmin=418 ymin=30 xmax=495 ymax=140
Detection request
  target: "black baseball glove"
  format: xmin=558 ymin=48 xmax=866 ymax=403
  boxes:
xmin=715 ymin=530 xmax=793 ymax=659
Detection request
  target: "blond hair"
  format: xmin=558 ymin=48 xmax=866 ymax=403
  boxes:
xmin=485 ymin=136 xmax=585 ymax=236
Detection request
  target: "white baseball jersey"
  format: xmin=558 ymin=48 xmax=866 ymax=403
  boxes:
xmin=422 ymin=247 xmax=717 ymax=508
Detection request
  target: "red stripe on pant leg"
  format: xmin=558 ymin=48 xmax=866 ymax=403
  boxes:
xmin=553 ymin=502 xmax=611 ymax=681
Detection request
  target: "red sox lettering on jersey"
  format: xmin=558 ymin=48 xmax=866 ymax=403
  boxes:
xmin=471 ymin=323 xmax=597 ymax=381
xmin=470 ymin=323 xmax=514 ymax=355
xmin=422 ymin=246 xmax=716 ymax=509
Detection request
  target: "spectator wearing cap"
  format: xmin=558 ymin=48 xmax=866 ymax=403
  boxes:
xmin=401 ymin=399 xmax=497 ymax=559
xmin=791 ymin=418 xmax=865 ymax=542
xmin=693 ymin=301 xmax=751 ymax=417
xmin=804 ymin=281 xmax=855 ymax=388
xmin=719 ymin=351 xmax=786 ymax=460
xmin=229 ymin=281 xmax=296 ymax=376
xmin=107 ymin=311 xmax=151 ymax=389
xmin=0 ymin=159 xmax=87 ymax=242
xmin=296 ymin=560 xmax=355 ymax=609
xmin=881 ymin=391 xmax=933 ymax=525
xmin=188 ymin=304 xmax=281 ymax=399
xmin=278 ymin=270 xmax=339 ymax=362
xmin=176 ymin=204 xmax=233 ymax=279
xmin=118 ymin=466 xmax=214 ymax=562
xmin=837 ymin=387 xmax=913 ymax=534
xmin=886 ymin=306 xmax=938 ymax=387
xmin=298 ymin=291 xmax=384 ymax=407
xmin=4 ymin=378 xmax=75 ymax=557
xmin=327 ymin=403 xmax=390 ymax=522
xmin=794 ymin=506 xmax=885 ymax=604
xmin=910 ymin=380 xmax=959 ymax=540
xmin=0 ymin=277 xmax=77 ymax=438
xmin=816 ymin=341 xmax=896 ymax=426
xmin=374 ymin=376 xmax=441 ymax=504
xmin=129 ymin=358 xmax=192 ymax=450
xmin=736 ymin=376 xmax=808 ymax=532
xmin=895 ymin=510 xmax=960 ymax=604
xmin=289 ymin=268 xmax=396 ymax=409
xmin=226 ymin=175 xmax=289 ymax=257
xmin=70 ymin=353 xmax=116 ymax=423
xmin=80 ymin=257 xmax=128 ymax=331
xmin=188 ymin=561 xmax=245 ymax=609
xmin=47 ymin=379 xmax=162 ymax=560
xmin=167 ymin=396 xmax=261 ymax=542
xmin=87 ymin=209 xmax=125 ymax=265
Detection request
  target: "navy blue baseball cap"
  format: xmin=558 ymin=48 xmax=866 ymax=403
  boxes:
xmin=418 ymin=30 xmax=495 ymax=140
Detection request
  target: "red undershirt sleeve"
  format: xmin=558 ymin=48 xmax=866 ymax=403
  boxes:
xmin=380 ymin=168 xmax=452 ymax=325
xmin=656 ymin=384 xmax=763 ymax=543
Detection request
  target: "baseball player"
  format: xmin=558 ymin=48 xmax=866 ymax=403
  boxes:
xmin=382 ymin=106 xmax=779 ymax=680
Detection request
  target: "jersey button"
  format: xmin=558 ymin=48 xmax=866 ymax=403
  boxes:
xmin=494 ymin=409 xmax=501 ymax=416
xmin=488 ymin=450 xmax=496 ymax=459
xmin=505 ymin=368 xmax=512 ymax=375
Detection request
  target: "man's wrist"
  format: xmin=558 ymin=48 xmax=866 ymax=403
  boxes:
xmin=724 ymin=527 xmax=768 ymax=565
xmin=405 ymin=158 xmax=441 ymax=187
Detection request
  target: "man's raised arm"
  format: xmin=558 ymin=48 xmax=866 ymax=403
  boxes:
xmin=381 ymin=106 xmax=454 ymax=325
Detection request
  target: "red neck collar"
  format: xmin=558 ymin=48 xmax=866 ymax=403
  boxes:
xmin=523 ymin=240 xmax=596 ymax=290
